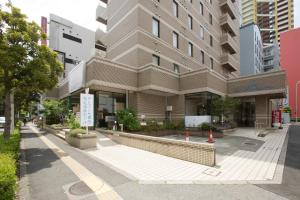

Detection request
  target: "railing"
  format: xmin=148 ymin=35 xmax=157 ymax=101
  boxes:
xmin=220 ymin=14 xmax=239 ymax=36
xmin=220 ymin=33 xmax=239 ymax=53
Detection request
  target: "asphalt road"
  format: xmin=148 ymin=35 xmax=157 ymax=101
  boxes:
xmin=19 ymin=125 xmax=297 ymax=200
xmin=258 ymin=125 xmax=300 ymax=200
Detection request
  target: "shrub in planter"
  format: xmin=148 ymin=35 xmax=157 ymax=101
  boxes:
xmin=164 ymin=121 xmax=177 ymax=130
xmin=50 ymin=124 xmax=65 ymax=130
xmin=117 ymin=108 xmax=141 ymax=132
xmin=69 ymin=129 xmax=86 ymax=137
xmin=143 ymin=120 xmax=164 ymax=132
xmin=200 ymin=122 xmax=218 ymax=132
xmin=229 ymin=121 xmax=237 ymax=129
xmin=66 ymin=129 xmax=96 ymax=149
xmin=67 ymin=112 xmax=81 ymax=130
xmin=176 ymin=119 xmax=185 ymax=130
xmin=0 ymin=154 xmax=16 ymax=200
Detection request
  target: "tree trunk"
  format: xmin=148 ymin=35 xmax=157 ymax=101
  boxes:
xmin=3 ymin=93 xmax=14 ymax=140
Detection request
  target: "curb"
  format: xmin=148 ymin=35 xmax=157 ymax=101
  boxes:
xmin=18 ymin=127 xmax=31 ymax=200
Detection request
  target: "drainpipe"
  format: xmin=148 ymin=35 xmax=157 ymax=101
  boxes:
xmin=126 ymin=90 xmax=129 ymax=109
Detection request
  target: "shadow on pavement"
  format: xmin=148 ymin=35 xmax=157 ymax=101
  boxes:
xmin=258 ymin=125 xmax=300 ymax=200
xmin=20 ymin=130 xmax=61 ymax=179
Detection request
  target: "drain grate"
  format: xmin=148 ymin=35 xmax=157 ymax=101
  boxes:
xmin=243 ymin=142 xmax=257 ymax=146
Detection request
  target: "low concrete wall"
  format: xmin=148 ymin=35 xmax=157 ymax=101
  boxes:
xmin=98 ymin=130 xmax=216 ymax=167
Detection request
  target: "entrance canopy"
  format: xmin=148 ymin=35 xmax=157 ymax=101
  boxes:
xmin=227 ymin=70 xmax=286 ymax=98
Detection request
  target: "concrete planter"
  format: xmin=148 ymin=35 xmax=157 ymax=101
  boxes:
xmin=65 ymin=132 xmax=97 ymax=150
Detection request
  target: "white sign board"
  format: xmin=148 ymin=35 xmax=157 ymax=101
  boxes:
xmin=80 ymin=93 xmax=94 ymax=127
xmin=185 ymin=116 xmax=211 ymax=128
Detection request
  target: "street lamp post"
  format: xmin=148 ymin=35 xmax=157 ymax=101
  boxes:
xmin=296 ymin=81 xmax=300 ymax=122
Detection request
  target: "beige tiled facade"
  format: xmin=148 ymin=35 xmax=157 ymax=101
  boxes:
xmin=48 ymin=0 xmax=287 ymax=128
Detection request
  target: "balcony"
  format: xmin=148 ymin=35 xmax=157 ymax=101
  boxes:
xmin=219 ymin=0 xmax=237 ymax=20
xmin=96 ymin=28 xmax=107 ymax=44
xmin=220 ymin=33 xmax=238 ymax=54
xmin=221 ymin=53 xmax=238 ymax=72
xmin=96 ymin=4 xmax=107 ymax=25
xmin=100 ymin=0 xmax=108 ymax=4
xmin=220 ymin=14 xmax=238 ymax=37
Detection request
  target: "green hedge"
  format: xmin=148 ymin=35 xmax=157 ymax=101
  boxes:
xmin=69 ymin=128 xmax=86 ymax=137
xmin=0 ymin=129 xmax=21 ymax=200
xmin=0 ymin=154 xmax=17 ymax=200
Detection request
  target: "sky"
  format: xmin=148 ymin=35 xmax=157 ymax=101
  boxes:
xmin=0 ymin=0 xmax=101 ymax=31
xmin=0 ymin=0 xmax=299 ymax=31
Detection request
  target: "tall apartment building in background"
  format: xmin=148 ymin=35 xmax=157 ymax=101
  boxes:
xmin=241 ymin=0 xmax=292 ymax=72
xmin=241 ymin=0 xmax=294 ymax=45
xmin=47 ymin=0 xmax=286 ymax=128
xmin=263 ymin=43 xmax=280 ymax=72
xmin=240 ymin=23 xmax=263 ymax=75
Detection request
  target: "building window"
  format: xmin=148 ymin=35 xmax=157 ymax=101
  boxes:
xmin=201 ymin=50 xmax=204 ymax=64
xmin=200 ymin=25 xmax=204 ymax=39
xmin=209 ymin=13 xmax=213 ymax=25
xmin=190 ymin=0 xmax=193 ymax=3
xmin=152 ymin=54 xmax=160 ymax=66
xmin=152 ymin=17 xmax=160 ymax=37
xmin=174 ymin=64 xmax=180 ymax=73
xmin=173 ymin=31 xmax=179 ymax=48
xmin=63 ymin=33 xmax=82 ymax=43
xmin=188 ymin=42 xmax=193 ymax=57
xmin=209 ymin=0 xmax=212 ymax=4
xmin=172 ymin=0 xmax=178 ymax=18
xmin=210 ymin=35 xmax=213 ymax=46
xmin=210 ymin=57 xmax=214 ymax=69
xmin=200 ymin=2 xmax=204 ymax=15
xmin=188 ymin=15 xmax=193 ymax=30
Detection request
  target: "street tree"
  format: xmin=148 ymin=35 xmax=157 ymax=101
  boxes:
xmin=212 ymin=96 xmax=240 ymax=122
xmin=0 ymin=3 xmax=63 ymax=139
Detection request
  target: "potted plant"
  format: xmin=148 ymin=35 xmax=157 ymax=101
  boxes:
xmin=199 ymin=123 xmax=223 ymax=138
xmin=65 ymin=128 xmax=97 ymax=149
xmin=282 ymin=106 xmax=291 ymax=124
xmin=65 ymin=112 xmax=97 ymax=149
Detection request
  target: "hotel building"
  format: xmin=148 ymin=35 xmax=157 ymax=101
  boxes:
xmin=47 ymin=0 xmax=286 ymax=128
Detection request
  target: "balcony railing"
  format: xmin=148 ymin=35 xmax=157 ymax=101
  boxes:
xmin=220 ymin=33 xmax=238 ymax=54
xmin=220 ymin=14 xmax=239 ymax=37
xmin=96 ymin=4 xmax=107 ymax=25
xmin=221 ymin=53 xmax=238 ymax=72
xmin=219 ymin=0 xmax=237 ymax=20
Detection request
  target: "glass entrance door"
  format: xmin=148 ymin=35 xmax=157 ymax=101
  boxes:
xmin=236 ymin=98 xmax=256 ymax=127
xmin=96 ymin=91 xmax=126 ymax=128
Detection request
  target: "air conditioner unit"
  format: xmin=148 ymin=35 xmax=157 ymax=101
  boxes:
xmin=166 ymin=106 xmax=173 ymax=111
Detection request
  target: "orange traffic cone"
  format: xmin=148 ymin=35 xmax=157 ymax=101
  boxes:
xmin=207 ymin=130 xmax=215 ymax=143
xmin=184 ymin=129 xmax=190 ymax=142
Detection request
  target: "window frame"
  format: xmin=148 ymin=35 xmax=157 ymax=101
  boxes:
xmin=188 ymin=15 xmax=193 ymax=30
xmin=188 ymin=42 xmax=193 ymax=57
xmin=152 ymin=17 xmax=160 ymax=37
xmin=173 ymin=31 xmax=179 ymax=49
xmin=173 ymin=0 xmax=179 ymax=18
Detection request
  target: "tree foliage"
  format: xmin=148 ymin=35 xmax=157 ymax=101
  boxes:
xmin=117 ymin=108 xmax=141 ymax=132
xmin=212 ymin=96 xmax=240 ymax=119
xmin=42 ymin=100 xmax=67 ymax=125
xmin=0 ymin=3 xmax=63 ymax=138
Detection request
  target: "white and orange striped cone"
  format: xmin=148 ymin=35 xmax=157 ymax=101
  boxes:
xmin=207 ymin=130 xmax=215 ymax=143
